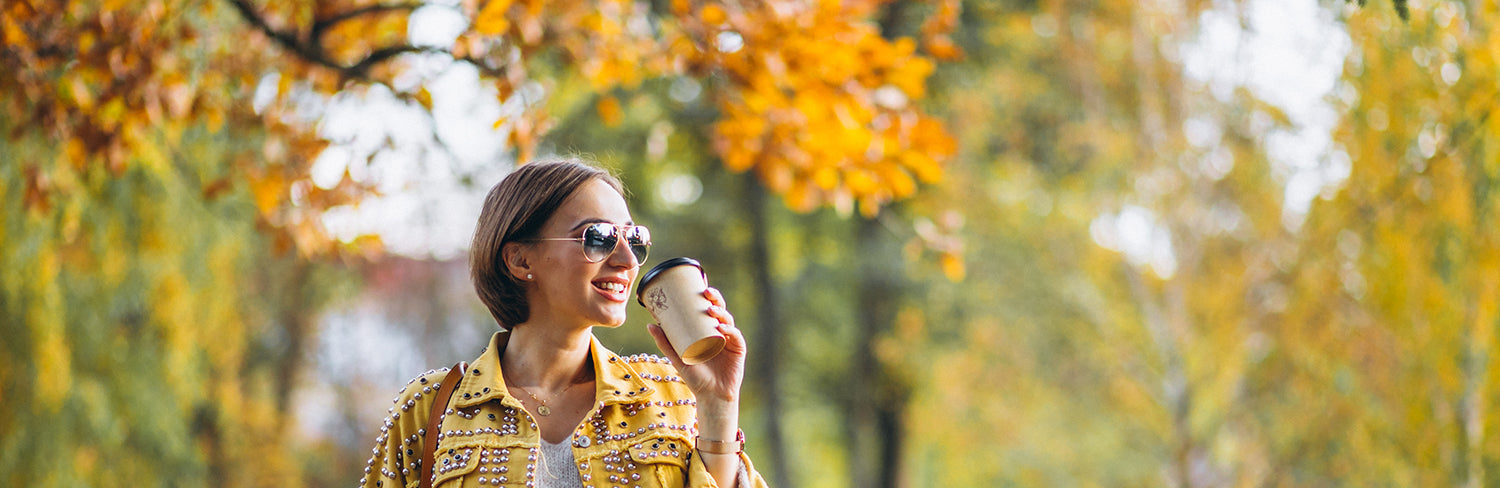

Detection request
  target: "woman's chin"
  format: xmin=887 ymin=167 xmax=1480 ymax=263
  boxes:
xmin=590 ymin=308 xmax=629 ymax=328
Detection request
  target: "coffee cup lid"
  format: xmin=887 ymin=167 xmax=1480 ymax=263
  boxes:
xmin=636 ymin=257 xmax=705 ymax=307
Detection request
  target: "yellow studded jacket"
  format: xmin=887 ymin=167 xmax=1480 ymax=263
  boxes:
xmin=360 ymin=331 xmax=769 ymax=488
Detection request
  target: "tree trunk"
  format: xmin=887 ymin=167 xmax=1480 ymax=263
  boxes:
xmin=745 ymin=175 xmax=794 ymax=488
xmin=273 ymin=260 xmax=312 ymax=428
xmin=850 ymin=213 xmax=907 ymax=488
xmin=1123 ymin=265 xmax=1194 ymax=488
xmin=1461 ymin=277 xmax=1494 ymax=488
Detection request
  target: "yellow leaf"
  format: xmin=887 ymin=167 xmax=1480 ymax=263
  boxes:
xmin=63 ymin=139 xmax=86 ymax=166
xmin=857 ymin=194 xmax=882 ymax=217
xmin=475 ymin=0 xmax=514 ymax=35
xmin=880 ymin=164 xmax=917 ymax=197
xmin=846 ymin=168 xmax=879 ymax=195
xmin=940 ymin=252 xmax=966 ymax=281
xmin=34 ymin=328 xmax=72 ymax=409
xmin=29 ymin=246 xmax=70 ymax=410
xmin=889 ymin=57 xmax=934 ymax=98
xmin=415 ymin=86 xmax=434 ymax=110
xmin=66 ymin=74 xmax=96 ymax=110
xmin=901 ymin=151 xmax=942 ymax=183
xmin=1253 ymin=96 xmax=1294 ymax=127
xmin=126 ymin=128 xmax=170 ymax=175
xmin=813 ymin=166 xmax=839 ymax=190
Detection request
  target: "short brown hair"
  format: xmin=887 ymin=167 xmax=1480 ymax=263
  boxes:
xmin=470 ymin=158 xmax=624 ymax=327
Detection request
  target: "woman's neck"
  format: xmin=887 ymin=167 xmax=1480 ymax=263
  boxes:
xmin=500 ymin=318 xmax=595 ymax=391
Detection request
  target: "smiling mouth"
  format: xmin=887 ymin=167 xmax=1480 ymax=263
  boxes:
xmin=593 ymin=281 xmax=627 ymax=294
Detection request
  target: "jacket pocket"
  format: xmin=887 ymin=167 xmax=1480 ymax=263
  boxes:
xmin=432 ymin=439 xmax=533 ymax=488
xmin=626 ymin=433 xmax=691 ymax=469
xmin=624 ymin=432 xmax=694 ymax=487
xmin=430 ymin=444 xmax=481 ymax=487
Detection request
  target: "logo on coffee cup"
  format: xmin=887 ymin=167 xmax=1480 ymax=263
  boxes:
xmin=647 ymin=288 xmax=669 ymax=311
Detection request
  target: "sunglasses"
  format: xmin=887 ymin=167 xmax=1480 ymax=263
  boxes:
xmin=530 ymin=223 xmax=651 ymax=264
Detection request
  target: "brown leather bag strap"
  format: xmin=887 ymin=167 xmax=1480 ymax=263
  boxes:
xmin=420 ymin=362 xmax=466 ymax=488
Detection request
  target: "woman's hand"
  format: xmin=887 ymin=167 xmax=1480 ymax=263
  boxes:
xmin=646 ymin=286 xmax=746 ymax=402
xmin=648 ymin=287 xmax=746 ymax=486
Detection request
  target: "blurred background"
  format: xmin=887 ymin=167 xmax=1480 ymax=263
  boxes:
xmin=3 ymin=0 xmax=1497 ymax=486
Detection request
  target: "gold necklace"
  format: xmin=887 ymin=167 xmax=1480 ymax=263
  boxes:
xmin=511 ymin=374 xmax=591 ymax=416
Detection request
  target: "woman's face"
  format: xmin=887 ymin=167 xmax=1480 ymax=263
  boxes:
xmin=525 ymin=178 xmax=641 ymax=328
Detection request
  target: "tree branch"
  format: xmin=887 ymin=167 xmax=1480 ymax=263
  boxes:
xmin=313 ymin=3 xmax=424 ymax=39
xmin=228 ymin=0 xmax=341 ymax=71
xmin=228 ymin=0 xmax=519 ymax=94
xmin=454 ymin=55 xmax=506 ymax=79
xmin=348 ymin=45 xmax=448 ymax=75
xmin=227 ymin=0 xmax=455 ymax=80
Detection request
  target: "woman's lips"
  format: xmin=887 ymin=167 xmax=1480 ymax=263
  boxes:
xmin=592 ymin=280 xmax=629 ymax=302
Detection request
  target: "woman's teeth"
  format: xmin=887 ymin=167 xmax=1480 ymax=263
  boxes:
xmin=597 ymin=282 xmax=625 ymax=293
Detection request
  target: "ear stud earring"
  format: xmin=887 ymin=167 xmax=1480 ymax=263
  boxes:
xmin=527 ymin=274 xmax=533 ymax=280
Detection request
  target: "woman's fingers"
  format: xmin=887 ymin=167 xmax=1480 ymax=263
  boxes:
xmin=706 ymin=304 xmax=734 ymax=327
xmin=703 ymin=287 xmax=726 ymax=308
xmin=717 ymin=322 xmax=747 ymax=355
xmin=703 ymin=287 xmax=734 ymax=327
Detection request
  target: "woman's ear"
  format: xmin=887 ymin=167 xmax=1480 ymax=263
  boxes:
xmin=502 ymin=242 xmax=533 ymax=281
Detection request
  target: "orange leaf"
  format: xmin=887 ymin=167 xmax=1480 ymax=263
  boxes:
xmin=784 ymin=181 xmax=819 ymax=213
xmin=700 ymin=5 xmax=726 ymax=24
xmin=249 ymin=172 xmax=286 ymax=215
xmin=924 ymin=34 xmax=963 ymax=61
xmin=2 ymin=14 xmax=29 ymax=46
xmin=596 ymin=95 xmax=624 ymax=127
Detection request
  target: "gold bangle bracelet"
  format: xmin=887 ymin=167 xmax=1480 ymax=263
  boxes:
xmin=695 ymin=429 xmax=745 ymax=454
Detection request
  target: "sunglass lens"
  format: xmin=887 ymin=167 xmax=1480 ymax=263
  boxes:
xmin=627 ymin=226 xmax=650 ymax=263
xmin=581 ymin=224 xmax=617 ymax=262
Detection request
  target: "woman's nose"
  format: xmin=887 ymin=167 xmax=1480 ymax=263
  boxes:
xmin=606 ymin=236 xmax=639 ymax=268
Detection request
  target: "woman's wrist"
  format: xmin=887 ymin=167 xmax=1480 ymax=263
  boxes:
xmin=695 ymin=396 xmax=743 ymax=487
xmin=695 ymin=396 xmax=740 ymax=445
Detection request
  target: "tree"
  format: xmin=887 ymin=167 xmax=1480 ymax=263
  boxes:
xmin=5 ymin=0 xmax=962 ymax=486
xmin=891 ymin=0 xmax=1305 ymax=484
xmin=1242 ymin=1 xmax=1500 ymax=484
xmin=2 ymin=2 xmax=380 ymax=485
xmin=443 ymin=3 xmax=960 ymax=486
xmin=0 ymin=96 xmax=361 ymax=486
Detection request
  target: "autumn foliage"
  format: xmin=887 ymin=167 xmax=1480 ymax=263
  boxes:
xmin=8 ymin=0 xmax=1499 ymax=486
xmin=454 ymin=0 xmax=958 ymax=215
xmin=7 ymin=0 xmax=957 ymax=247
xmin=4 ymin=0 xmax=958 ymax=485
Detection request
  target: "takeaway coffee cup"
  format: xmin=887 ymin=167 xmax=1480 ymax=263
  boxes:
xmin=636 ymin=257 xmax=726 ymax=365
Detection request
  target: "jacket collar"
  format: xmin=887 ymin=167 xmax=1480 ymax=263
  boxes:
xmin=452 ymin=330 xmax=655 ymax=410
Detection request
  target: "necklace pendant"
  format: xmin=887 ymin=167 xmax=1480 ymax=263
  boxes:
xmin=537 ymin=405 xmax=551 ymax=416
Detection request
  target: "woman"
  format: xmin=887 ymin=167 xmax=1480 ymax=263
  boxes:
xmin=360 ymin=159 xmax=768 ymax=488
